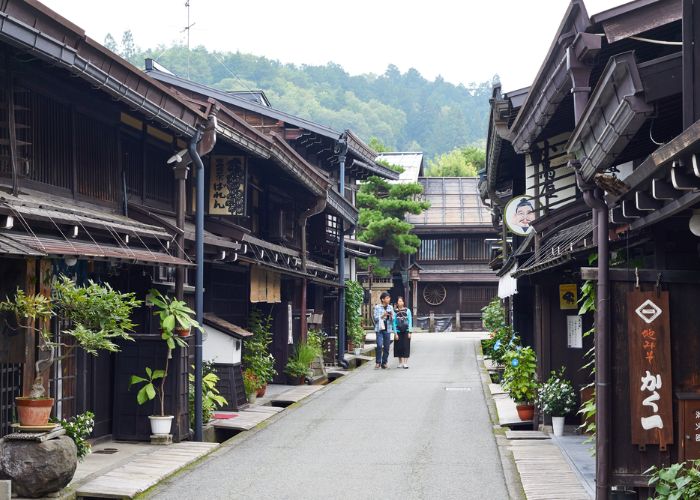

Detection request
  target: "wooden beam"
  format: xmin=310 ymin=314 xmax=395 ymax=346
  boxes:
xmin=611 ymin=206 xmax=634 ymax=224
xmin=629 ymin=190 xmax=700 ymax=230
xmin=635 ymin=191 xmax=662 ymax=211
xmin=622 ymin=200 xmax=644 ymax=218
xmin=652 ymin=178 xmax=681 ymax=200
xmin=683 ymin=0 xmax=700 ymax=128
xmin=581 ymin=267 xmax=700 ymax=284
xmin=671 ymin=164 xmax=700 ymax=190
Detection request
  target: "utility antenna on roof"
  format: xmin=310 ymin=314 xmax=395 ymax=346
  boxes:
xmin=182 ymin=1 xmax=196 ymax=79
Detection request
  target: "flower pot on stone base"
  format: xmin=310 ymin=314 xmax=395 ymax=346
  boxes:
xmin=15 ymin=397 xmax=54 ymax=427
xmin=516 ymin=403 xmax=535 ymax=421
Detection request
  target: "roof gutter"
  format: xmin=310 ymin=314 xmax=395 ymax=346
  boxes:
xmin=0 ymin=11 xmax=199 ymax=137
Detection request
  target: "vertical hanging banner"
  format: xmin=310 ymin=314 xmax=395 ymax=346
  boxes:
xmin=209 ymin=156 xmax=247 ymax=216
xmin=627 ymin=290 xmax=673 ymax=449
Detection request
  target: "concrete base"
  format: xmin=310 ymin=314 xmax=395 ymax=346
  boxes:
xmin=150 ymin=434 xmax=173 ymax=445
xmin=0 ymin=480 xmax=10 ymax=500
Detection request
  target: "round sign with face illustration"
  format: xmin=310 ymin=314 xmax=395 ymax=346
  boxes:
xmin=504 ymin=196 xmax=536 ymax=236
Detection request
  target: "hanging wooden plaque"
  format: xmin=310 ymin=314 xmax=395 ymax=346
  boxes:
xmin=209 ymin=156 xmax=247 ymax=216
xmin=627 ymin=290 xmax=673 ymax=449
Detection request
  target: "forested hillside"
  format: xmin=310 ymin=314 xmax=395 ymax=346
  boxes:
xmin=111 ymin=35 xmax=491 ymax=159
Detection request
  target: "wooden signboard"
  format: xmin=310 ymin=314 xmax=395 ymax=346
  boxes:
xmin=627 ymin=290 xmax=673 ymax=449
xmin=559 ymin=284 xmax=578 ymax=310
xmin=209 ymin=156 xmax=247 ymax=216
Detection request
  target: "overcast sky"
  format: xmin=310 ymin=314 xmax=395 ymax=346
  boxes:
xmin=42 ymin=0 xmax=627 ymax=92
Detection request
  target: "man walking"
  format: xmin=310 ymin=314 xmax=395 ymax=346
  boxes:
xmin=373 ymin=292 xmax=394 ymax=369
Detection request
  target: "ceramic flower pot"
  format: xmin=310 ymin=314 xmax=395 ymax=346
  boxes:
xmin=175 ymin=326 xmax=191 ymax=338
xmin=516 ymin=403 xmax=535 ymax=421
xmin=148 ymin=415 xmax=173 ymax=435
xmin=256 ymin=383 xmax=267 ymax=398
xmin=16 ymin=397 xmax=55 ymax=426
xmin=354 ymin=347 xmax=362 ymax=355
xmin=551 ymin=416 xmax=565 ymax=437
xmin=247 ymin=391 xmax=257 ymax=403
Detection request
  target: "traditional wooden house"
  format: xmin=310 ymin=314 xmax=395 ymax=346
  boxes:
xmin=485 ymin=0 xmax=698 ymax=496
xmin=406 ymin=177 xmax=497 ymax=331
xmin=142 ymin=62 xmax=398 ymax=370
xmin=0 ymin=0 xmax=217 ymax=441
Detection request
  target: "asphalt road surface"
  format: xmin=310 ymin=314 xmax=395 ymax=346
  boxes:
xmin=147 ymin=332 xmax=509 ymax=500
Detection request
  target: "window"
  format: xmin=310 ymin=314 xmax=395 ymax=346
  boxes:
xmin=464 ymin=238 xmax=489 ymax=261
xmin=326 ymin=214 xmax=339 ymax=244
xmin=418 ymin=238 xmax=459 ymax=261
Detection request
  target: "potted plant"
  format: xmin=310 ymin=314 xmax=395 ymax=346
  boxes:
xmin=147 ymin=289 xmax=202 ymax=339
xmin=502 ymin=346 xmax=538 ymax=421
xmin=129 ymin=289 xmax=202 ymax=436
xmin=284 ymin=341 xmax=316 ymax=385
xmin=243 ymin=368 xmax=260 ymax=403
xmin=0 ymin=276 xmax=141 ymax=427
xmin=244 ymin=310 xmax=276 ymax=397
xmin=646 ymin=460 xmax=700 ymax=499
xmin=538 ymin=368 xmax=576 ymax=436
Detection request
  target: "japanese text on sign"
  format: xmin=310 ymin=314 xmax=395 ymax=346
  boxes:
xmin=209 ymin=156 xmax=246 ymax=215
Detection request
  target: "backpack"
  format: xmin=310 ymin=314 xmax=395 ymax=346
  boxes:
xmin=396 ymin=310 xmax=409 ymax=333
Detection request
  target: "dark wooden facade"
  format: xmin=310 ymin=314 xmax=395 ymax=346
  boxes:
xmin=484 ymin=0 xmax=700 ymax=496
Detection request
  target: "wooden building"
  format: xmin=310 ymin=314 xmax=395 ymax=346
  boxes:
xmin=143 ymin=62 xmax=398 ymax=372
xmin=484 ymin=0 xmax=700 ymax=497
xmin=0 ymin=0 xmax=213 ymax=440
xmin=0 ymin=0 xmax=396 ymax=442
xmin=406 ymin=177 xmax=498 ymax=331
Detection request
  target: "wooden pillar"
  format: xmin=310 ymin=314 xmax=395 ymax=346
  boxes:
xmin=411 ymin=280 xmax=418 ymax=319
xmin=300 ymin=278 xmax=308 ymax=343
xmin=21 ymin=259 xmax=37 ymax=396
xmin=173 ymin=162 xmax=188 ymax=301
xmin=683 ymin=0 xmax=700 ymax=128
xmin=38 ymin=259 xmax=52 ymax=396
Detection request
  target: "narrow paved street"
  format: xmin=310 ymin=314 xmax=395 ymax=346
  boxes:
xmin=148 ymin=333 xmax=509 ymax=500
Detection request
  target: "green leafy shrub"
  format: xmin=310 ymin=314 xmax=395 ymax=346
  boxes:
xmin=538 ymin=368 xmax=576 ymax=416
xmin=188 ymin=361 xmax=227 ymax=427
xmin=502 ymin=347 xmax=538 ymax=404
xmin=52 ymin=411 xmax=94 ymax=461
xmin=307 ymin=329 xmax=324 ymax=358
xmin=647 ymin=460 xmax=700 ymax=499
xmin=345 ymin=280 xmax=365 ymax=346
xmin=243 ymin=309 xmax=277 ymax=384
xmin=285 ymin=342 xmax=317 ymax=378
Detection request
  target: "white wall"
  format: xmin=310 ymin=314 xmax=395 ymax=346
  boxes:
xmin=202 ymin=325 xmax=241 ymax=365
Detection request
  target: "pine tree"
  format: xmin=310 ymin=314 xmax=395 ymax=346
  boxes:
xmin=121 ymin=30 xmax=137 ymax=61
xmin=357 ymin=174 xmax=429 ymax=260
xmin=104 ymin=33 xmax=118 ymax=54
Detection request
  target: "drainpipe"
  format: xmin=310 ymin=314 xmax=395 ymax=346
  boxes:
xmin=298 ymin=197 xmax=327 ymax=342
xmin=335 ymin=134 xmax=349 ymax=369
xmin=188 ymin=112 xmax=218 ymax=442
xmin=575 ymin=165 xmax=610 ymax=500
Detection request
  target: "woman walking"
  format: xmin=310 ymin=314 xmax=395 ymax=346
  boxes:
xmin=393 ymin=296 xmax=412 ymax=368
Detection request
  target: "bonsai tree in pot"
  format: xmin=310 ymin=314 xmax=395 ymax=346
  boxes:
xmin=538 ymin=368 xmax=576 ymax=437
xmin=284 ymin=341 xmax=316 ymax=385
xmin=0 ymin=276 xmax=141 ymax=426
xmin=129 ymin=289 xmax=203 ymax=436
xmin=502 ymin=346 xmax=538 ymax=421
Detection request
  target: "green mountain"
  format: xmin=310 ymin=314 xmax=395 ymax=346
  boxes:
xmin=123 ymin=41 xmax=491 ymax=159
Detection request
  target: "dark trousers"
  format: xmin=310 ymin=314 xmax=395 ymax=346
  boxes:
xmin=375 ymin=331 xmax=392 ymax=365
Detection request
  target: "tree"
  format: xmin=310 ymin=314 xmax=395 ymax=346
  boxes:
xmin=121 ymin=30 xmax=137 ymax=61
xmin=104 ymin=33 xmax=118 ymax=54
xmin=356 ymin=175 xmax=429 ymax=258
xmin=425 ymin=146 xmax=485 ymax=177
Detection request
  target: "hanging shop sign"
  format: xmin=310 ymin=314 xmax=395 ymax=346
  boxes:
xmin=503 ymin=196 xmax=535 ymax=236
xmin=627 ymin=290 xmax=673 ymax=449
xmin=209 ymin=156 xmax=247 ymax=216
xmin=559 ymin=284 xmax=578 ymax=310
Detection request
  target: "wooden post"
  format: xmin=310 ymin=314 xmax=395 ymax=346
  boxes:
xmin=683 ymin=0 xmax=700 ymax=128
xmin=412 ymin=280 xmax=418 ymax=319
xmin=38 ymin=259 xmax=52 ymax=396
xmin=455 ymin=311 xmax=461 ymax=331
xmin=21 ymin=259 xmax=37 ymax=396
xmin=300 ymin=278 xmax=308 ymax=343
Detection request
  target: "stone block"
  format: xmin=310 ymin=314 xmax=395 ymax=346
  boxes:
xmin=0 ymin=436 xmax=77 ymax=498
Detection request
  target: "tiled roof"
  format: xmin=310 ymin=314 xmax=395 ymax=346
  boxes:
xmin=407 ymin=177 xmax=491 ymax=227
